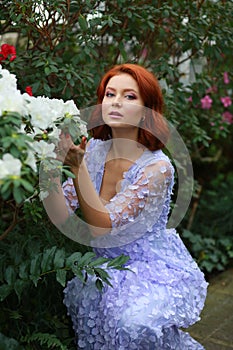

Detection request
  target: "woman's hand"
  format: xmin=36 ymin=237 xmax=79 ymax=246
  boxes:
xmin=56 ymin=133 xmax=87 ymax=173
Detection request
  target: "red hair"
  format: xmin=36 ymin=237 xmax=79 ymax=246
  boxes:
xmin=88 ymin=63 xmax=169 ymax=150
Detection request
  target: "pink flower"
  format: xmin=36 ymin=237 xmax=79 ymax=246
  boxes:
xmin=206 ymin=85 xmax=217 ymax=94
xmin=201 ymin=95 xmax=213 ymax=109
xmin=222 ymin=111 xmax=233 ymax=124
xmin=25 ymin=86 xmax=33 ymax=96
xmin=0 ymin=43 xmax=16 ymax=62
xmin=187 ymin=96 xmax=192 ymax=102
xmin=223 ymin=72 xmax=230 ymax=84
xmin=221 ymin=96 xmax=232 ymax=108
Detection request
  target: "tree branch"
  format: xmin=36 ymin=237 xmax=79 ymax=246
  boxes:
xmin=0 ymin=203 xmax=23 ymax=241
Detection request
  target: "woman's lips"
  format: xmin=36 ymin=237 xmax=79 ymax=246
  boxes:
xmin=109 ymin=111 xmax=123 ymax=118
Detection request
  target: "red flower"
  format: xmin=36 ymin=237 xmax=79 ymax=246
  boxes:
xmin=0 ymin=44 xmax=16 ymax=62
xmin=25 ymin=86 xmax=33 ymax=96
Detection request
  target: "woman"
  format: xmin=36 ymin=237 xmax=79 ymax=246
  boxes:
xmin=49 ymin=64 xmax=208 ymax=349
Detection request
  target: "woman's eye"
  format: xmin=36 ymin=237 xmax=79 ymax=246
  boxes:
xmin=106 ymin=92 xmax=114 ymax=97
xmin=125 ymin=94 xmax=136 ymax=100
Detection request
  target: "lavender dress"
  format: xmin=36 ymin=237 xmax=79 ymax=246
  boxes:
xmin=63 ymin=138 xmax=208 ymax=349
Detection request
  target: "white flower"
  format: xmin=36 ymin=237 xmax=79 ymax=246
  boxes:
xmin=23 ymin=95 xmax=56 ymax=129
xmin=0 ymin=153 xmax=22 ymax=179
xmin=25 ymin=150 xmax=37 ymax=172
xmin=0 ymin=90 xmax=25 ymax=116
xmin=0 ymin=67 xmax=26 ymax=115
xmin=0 ymin=65 xmax=18 ymax=91
xmin=63 ymin=100 xmax=80 ymax=116
xmin=79 ymin=121 xmax=88 ymax=136
xmin=32 ymin=140 xmax=56 ymax=160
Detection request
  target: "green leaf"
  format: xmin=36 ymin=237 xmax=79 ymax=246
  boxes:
xmin=88 ymin=257 xmax=109 ymax=267
xmin=14 ymin=279 xmax=28 ymax=301
xmin=95 ymin=278 xmax=103 ymax=291
xmin=66 ymin=252 xmax=82 ymax=268
xmin=20 ymin=179 xmax=34 ymax=193
xmin=72 ymin=268 xmax=85 ymax=282
xmin=41 ymin=246 xmax=57 ymax=273
xmin=108 ymin=17 xmax=113 ymax=27
xmin=0 ymin=332 xmax=23 ymax=349
xmin=19 ymin=261 xmax=29 ymax=280
xmin=94 ymin=268 xmax=112 ymax=287
xmin=78 ymin=252 xmax=96 ymax=267
xmin=53 ymin=249 xmax=66 ymax=269
xmin=107 ymin=255 xmax=129 ymax=268
xmin=0 ymin=284 xmax=13 ymax=301
xmin=56 ymin=269 xmax=67 ymax=287
xmin=78 ymin=15 xmax=88 ymax=31
xmin=5 ymin=266 xmax=16 ymax=285
xmin=13 ymin=186 xmax=24 ymax=204
xmin=30 ymin=254 xmax=42 ymax=286
xmin=44 ymin=66 xmax=51 ymax=75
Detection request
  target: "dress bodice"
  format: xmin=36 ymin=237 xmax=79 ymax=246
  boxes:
xmin=63 ymin=139 xmax=199 ymax=274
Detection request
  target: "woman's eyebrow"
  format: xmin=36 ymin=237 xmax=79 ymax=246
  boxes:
xmin=106 ymin=86 xmax=138 ymax=93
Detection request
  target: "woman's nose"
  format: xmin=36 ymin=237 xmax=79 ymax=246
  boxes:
xmin=112 ymin=95 xmax=122 ymax=107
xmin=112 ymin=101 xmax=122 ymax=107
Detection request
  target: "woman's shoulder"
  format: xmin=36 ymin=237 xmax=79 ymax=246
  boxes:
xmin=86 ymin=137 xmax=111 ymax=151
xmin=141 ymin=149 xmax=172 ymax=168
xmin=86 ymin=137 xmax=104 ymax=150
xmin=84 ymin=138 xmax=111 ymax=170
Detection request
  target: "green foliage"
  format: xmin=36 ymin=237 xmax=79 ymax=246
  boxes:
xmin=0 ymin=333 xmax=24 ymax=350
xmin=21 ymin=333 xmax=68 ymax=350
xmin=181 ymin=173 xmax=233 ymax=273
xmin=0 ymin=112 xmax=37 ymax=203
xmin=0 ymin=209 xmax=129 ymax=348
xmin=0 ymin=230 xmax=129 ymax=302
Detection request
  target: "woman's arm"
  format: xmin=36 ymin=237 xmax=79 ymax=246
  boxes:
xmin=72 ymin=160 xmax=112 ymax=230
xmin=44 ymin=135 xmax=112 ymax=235
xmin=43 ymin=176 xmax=70 ymax=225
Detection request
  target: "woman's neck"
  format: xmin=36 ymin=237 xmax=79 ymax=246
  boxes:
xmin=108 ymin=128 xmax=144 ymax=161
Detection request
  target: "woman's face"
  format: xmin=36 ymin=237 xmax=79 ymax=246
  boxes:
xmin=102 ymin=73 xmax=145 ymax=129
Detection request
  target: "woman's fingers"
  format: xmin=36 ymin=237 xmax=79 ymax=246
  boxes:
xmin=55 ymin=133 xmax=87 ymax=169
xmin=80 ymin=136 xmax=87 ymax=150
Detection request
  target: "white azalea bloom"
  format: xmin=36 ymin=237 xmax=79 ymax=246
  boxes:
xmin=0 ymin=66 xmax=26 ymax=116
xmin=79 ymin=122 xmax=88 ymax=136
xmin=23 ymin=95 xmax=56 ymax=129
xmin=45 ymin=98 xmax=66 ymax=122
xmin=25 ymin=150 xmax=37 ymax=172
xmin=63 ymin=100 xmax=80 ymax=116
xmin=0 ymin=79 xmax=25 ymax=116
xmin=32 ymin=140 xmax=56 ymax=160
xmin=0 ymin=153 xmax=22 ymax=179
xmin=0 ymin=90 xmax=26 ymax=116
xmin=0 ymin=65 xmax=18 ymax=92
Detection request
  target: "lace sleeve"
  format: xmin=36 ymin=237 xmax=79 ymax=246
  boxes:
xmin=62 ymin=177 xmax=79 ymax=214
xmin=105 ymin=160 xmax=173 ymax=236
xmin=61 ymin=139 xmax=95 ymax=215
